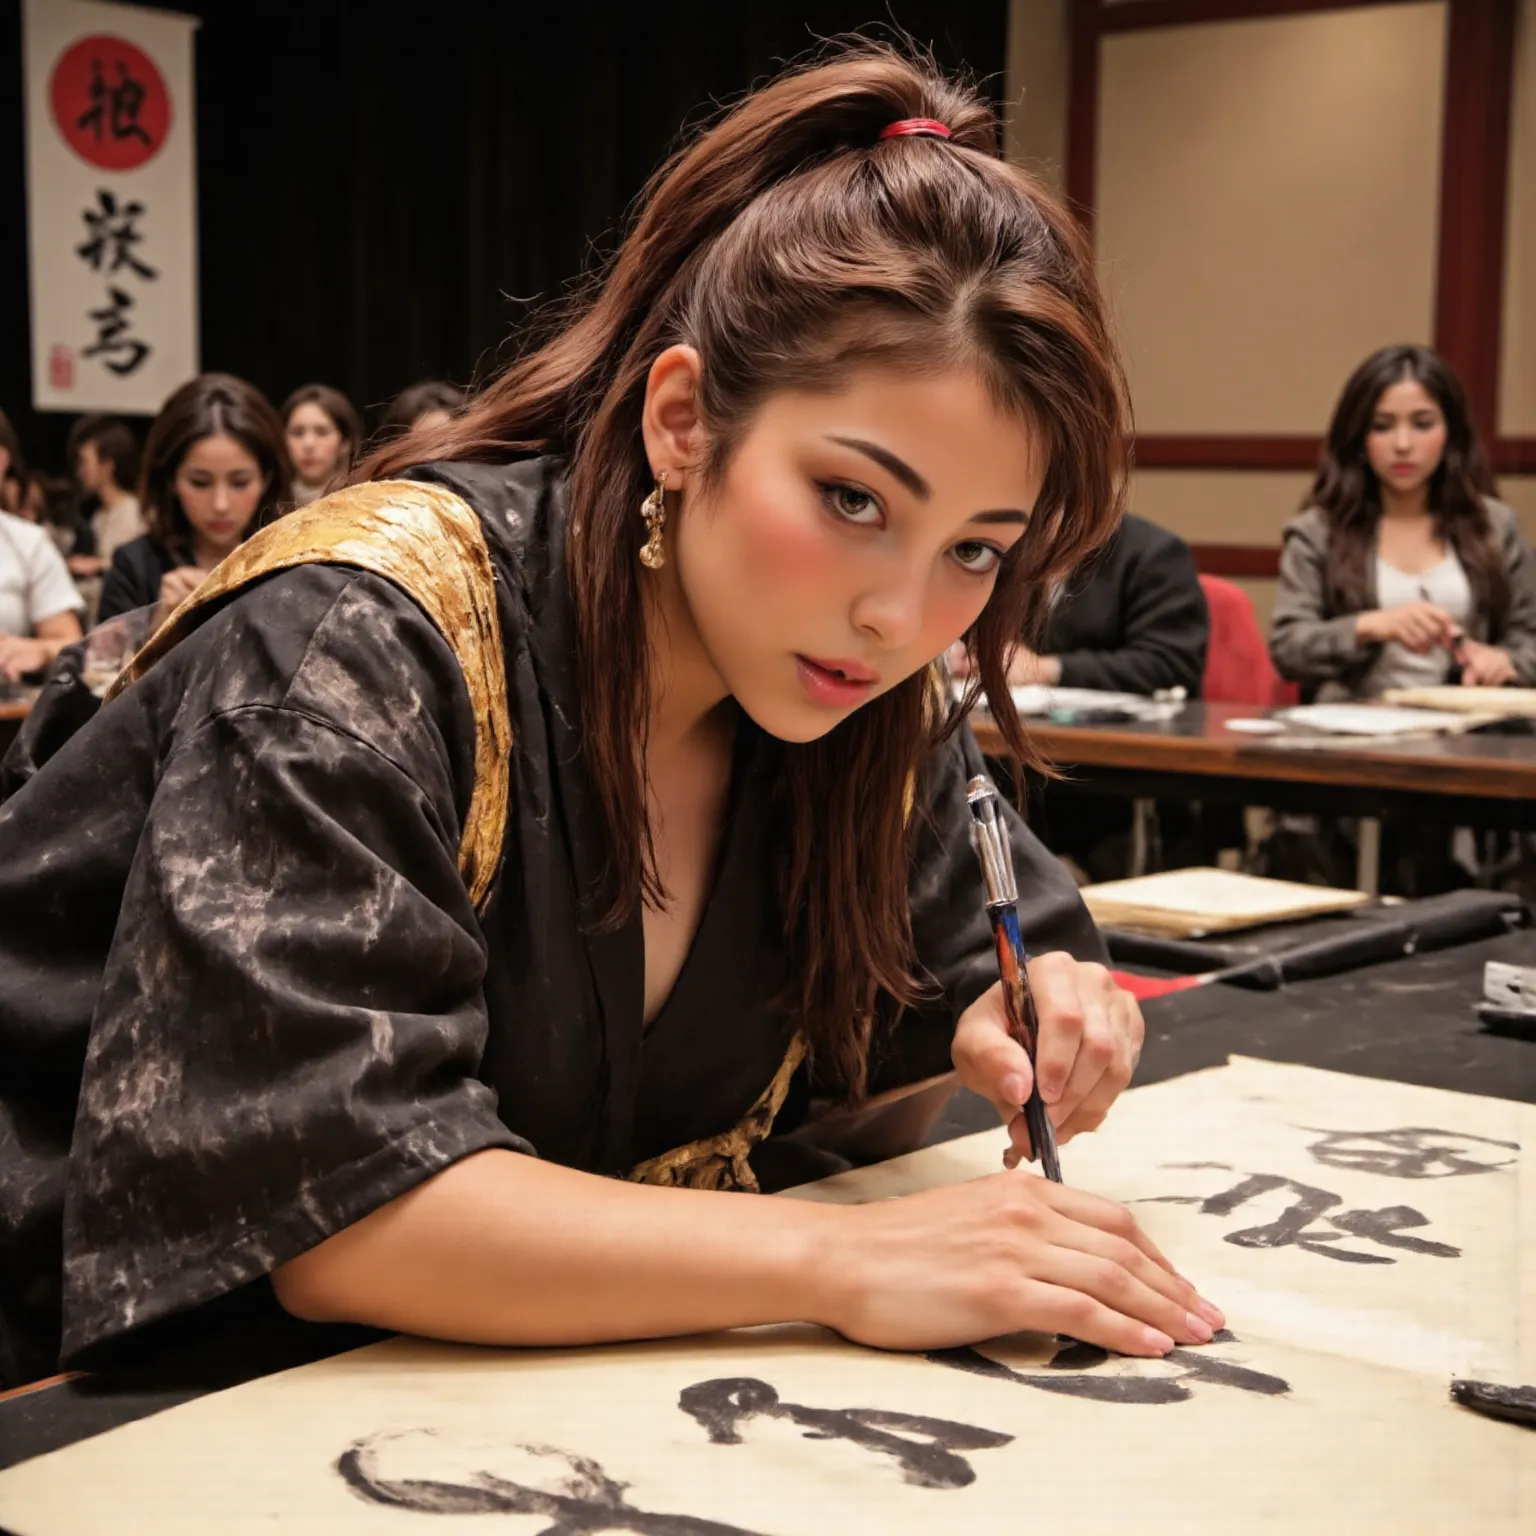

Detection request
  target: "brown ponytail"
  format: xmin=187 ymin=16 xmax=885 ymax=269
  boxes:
xmin=360 ymin=42 xmax=1128 ymax=1096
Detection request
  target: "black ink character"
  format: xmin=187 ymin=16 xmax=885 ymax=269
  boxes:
xmin=1304 ymin=1127 xmax=1519 ymax=1180
xmin=339 ymin=1434 xmax=764 ymax=1534
xmin=927 ymin=1331 xmax=1289 ymax=1404
xmin=77 ymin=190 xmax=158 ymax=280
xmin=1144 ymin=1172 xmax=1460 ymax=1264
xmin=678 ymin=1377 xmax=1012 ymax=1489
xmin=76 ymin=58 xmax=153 ymax=147
xmin=82 ymin=287 xmax=151 ymax=376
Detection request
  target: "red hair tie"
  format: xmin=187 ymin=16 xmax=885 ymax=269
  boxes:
xmin=879 ymin=118 xmax=951 ymax=141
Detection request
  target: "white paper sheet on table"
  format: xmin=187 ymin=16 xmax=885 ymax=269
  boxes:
xmin=1008 ymin=684 xmax=1169 ymax=718
xmin=1275 ymin=702 xmax=1479 ymax=736
xmin=1 ymin=1058 xmax=1530 ymax=1534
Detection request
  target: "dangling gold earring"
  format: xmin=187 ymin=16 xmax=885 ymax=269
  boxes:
xmin=639 ymin=471 xmax=668 ymax=569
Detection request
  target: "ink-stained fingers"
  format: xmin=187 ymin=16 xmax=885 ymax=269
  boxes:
xmin=1038 ymin=1182 xmax=1180 ymax=1278
xmin=1025 ymin=952 xmax=1093 ymax=1106
xmin=1018 ymin=1279 xmax=1175 ymax=1359
xmin=1045 ymin=1214 xmax=1223 ymax=1332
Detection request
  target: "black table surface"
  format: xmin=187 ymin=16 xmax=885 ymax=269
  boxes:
xmin=5 ymin=928 xmax=1534 ymax=1479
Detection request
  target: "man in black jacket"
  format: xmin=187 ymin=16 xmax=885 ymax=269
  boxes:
xmin=1011 ymin=513 xmax=1209 ymax=696
xmin=991 ymin=514 xmax=1210 ymax=882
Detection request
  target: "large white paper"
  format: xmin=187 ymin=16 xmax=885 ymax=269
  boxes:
xmin=1 ymin=1059 xmax=1530 ymax=1533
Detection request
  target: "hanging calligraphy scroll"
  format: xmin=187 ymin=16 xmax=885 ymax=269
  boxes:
xmin=22 ymin=0 xmax=199 ymax=415
xmin=0 ymin=1060 xmax=1529 ymax=1531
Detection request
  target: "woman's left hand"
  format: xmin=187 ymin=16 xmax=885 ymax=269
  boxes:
xmin=953 ymin=953 xmax=1144 ymax=1168
xmin=1458 ymin=640 xmax=1516 ymax=688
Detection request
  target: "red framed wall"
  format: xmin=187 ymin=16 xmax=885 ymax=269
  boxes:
xmin=1066 ymin=0 xmax=1531 ymax=576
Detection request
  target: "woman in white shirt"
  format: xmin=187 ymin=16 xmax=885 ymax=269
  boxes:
xmin=0 ymin=511 xmax=84 ymax=681
xmin=1271 ymin=345 xmax=1536 ymax=700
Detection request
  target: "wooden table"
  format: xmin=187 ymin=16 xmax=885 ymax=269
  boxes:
xmin=973 ymin=701 xmax=1536 ymax=892
xmin=972 ymin=700 xmax=1536 ymax=819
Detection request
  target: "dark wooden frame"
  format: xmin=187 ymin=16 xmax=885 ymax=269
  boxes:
xmin=1070 ymin=0 xmax=1531 ymax=499
xmin=1186 ymin=545 xmax=1283 ymax=578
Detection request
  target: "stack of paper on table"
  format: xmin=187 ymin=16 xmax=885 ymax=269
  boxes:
xmin=1 ymin=1060 xmax=1529 ymax=1532
xmin=1081 ymin=866 xmax=1370 ymax=936
xmin=1275 ymin=702 xmax=1481 ymax=736
xmin=1383 ymin=685 xmax=1536 ymax=719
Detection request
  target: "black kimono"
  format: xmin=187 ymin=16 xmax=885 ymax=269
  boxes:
xmin=0 ymin=457 xmax=1103 ymax=1390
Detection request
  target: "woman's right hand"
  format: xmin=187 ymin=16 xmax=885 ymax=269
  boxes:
xmin=822 ymin=1171 xmax=1224 ymax=1357
xmin=156 ymin=566 xmax=206 ymax=626
xmin=1355 ymin=602 xmax=1459 ymax=653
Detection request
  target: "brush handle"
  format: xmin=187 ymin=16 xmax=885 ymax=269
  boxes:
xmin=990 ymin=904 xmax=1062 ymax=1183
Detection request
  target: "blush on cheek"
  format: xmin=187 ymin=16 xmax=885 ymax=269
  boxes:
xmin=731 ymin=485 xmax=836 ymax=587
xmin=927 ymin=587 xmax=992 ymax=663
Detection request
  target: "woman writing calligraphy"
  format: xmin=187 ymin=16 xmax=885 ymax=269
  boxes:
xmin=0 ymin=46 xmax=1222 ymax=1391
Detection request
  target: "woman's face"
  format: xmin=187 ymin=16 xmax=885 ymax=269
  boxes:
xmin=286 ymin=402 xmax=345 ymax=485
xmin=173 ymin=433 xmax=267 ymax=555
xmin=668 ymin=365 xmax=1043 ymax=744
xmin=1365 ymin=378 xmax=1447 ymax=499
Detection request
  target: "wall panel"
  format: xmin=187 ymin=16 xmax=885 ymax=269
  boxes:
xmin=1097 ymin=3 xmax=1447 ymax=433
xmin=1499 ymin=0 xmax=1536 ymax=434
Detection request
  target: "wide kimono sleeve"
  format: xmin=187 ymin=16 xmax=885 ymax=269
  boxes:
xmin=875 ymin=722 xmax=1106 ymax=1090
xmin=58 ymin=569 xmax=528 ymax=1365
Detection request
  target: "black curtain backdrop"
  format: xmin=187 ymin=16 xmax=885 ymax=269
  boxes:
xmin=1 ymin=0 xmax=1007 ymax=477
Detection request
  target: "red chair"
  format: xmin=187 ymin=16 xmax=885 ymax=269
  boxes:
xmin=1199 ymin=575 xmax=1298 ymax=708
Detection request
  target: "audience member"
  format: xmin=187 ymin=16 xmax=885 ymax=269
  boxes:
xmin=0 ymin=508 xmax=84 ymax=681
xmin=282 ymin=384 xmax=361 ymax=505
xmin=99 ymin=374 xmax=291 ymax=625
xmin=1010 ymin=513 xmax=1207 ymax=695
xmin=949 ymin=514 xmax=1209 ymax=883
xmin=381 ymin=379 xmax=465 ymax=436
xmin=1271 ymin=345 xmax=1536 ymax=699
xmin=69 ymin=416 xmax=146 ymax=576
xmin=0 ymin=410 xmax=24 ymax=518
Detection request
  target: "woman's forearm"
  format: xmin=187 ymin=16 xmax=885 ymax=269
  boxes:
xmin=271 ymin=1148 xmax=844 ymax=1346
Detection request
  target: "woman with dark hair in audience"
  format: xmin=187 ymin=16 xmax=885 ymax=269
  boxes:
xmin=0 ymin=46 xmax=1221 ymax=1392
xmin=98 ymin=374 xmax=291 ymax=625
xmin=382 ymin=379 xmax=465 ymax=437
xmin=283 ymin=384 xmax=362 ymax=506
xmin=1271 ymin=345 xmax=1536 ymax=698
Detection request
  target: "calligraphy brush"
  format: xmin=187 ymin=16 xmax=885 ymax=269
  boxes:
xmin=966 ymin=775 xmax=1062 ymax=1183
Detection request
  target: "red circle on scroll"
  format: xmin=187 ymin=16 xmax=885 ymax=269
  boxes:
xmin=50 ymin=34 xmax=171 ymax=172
